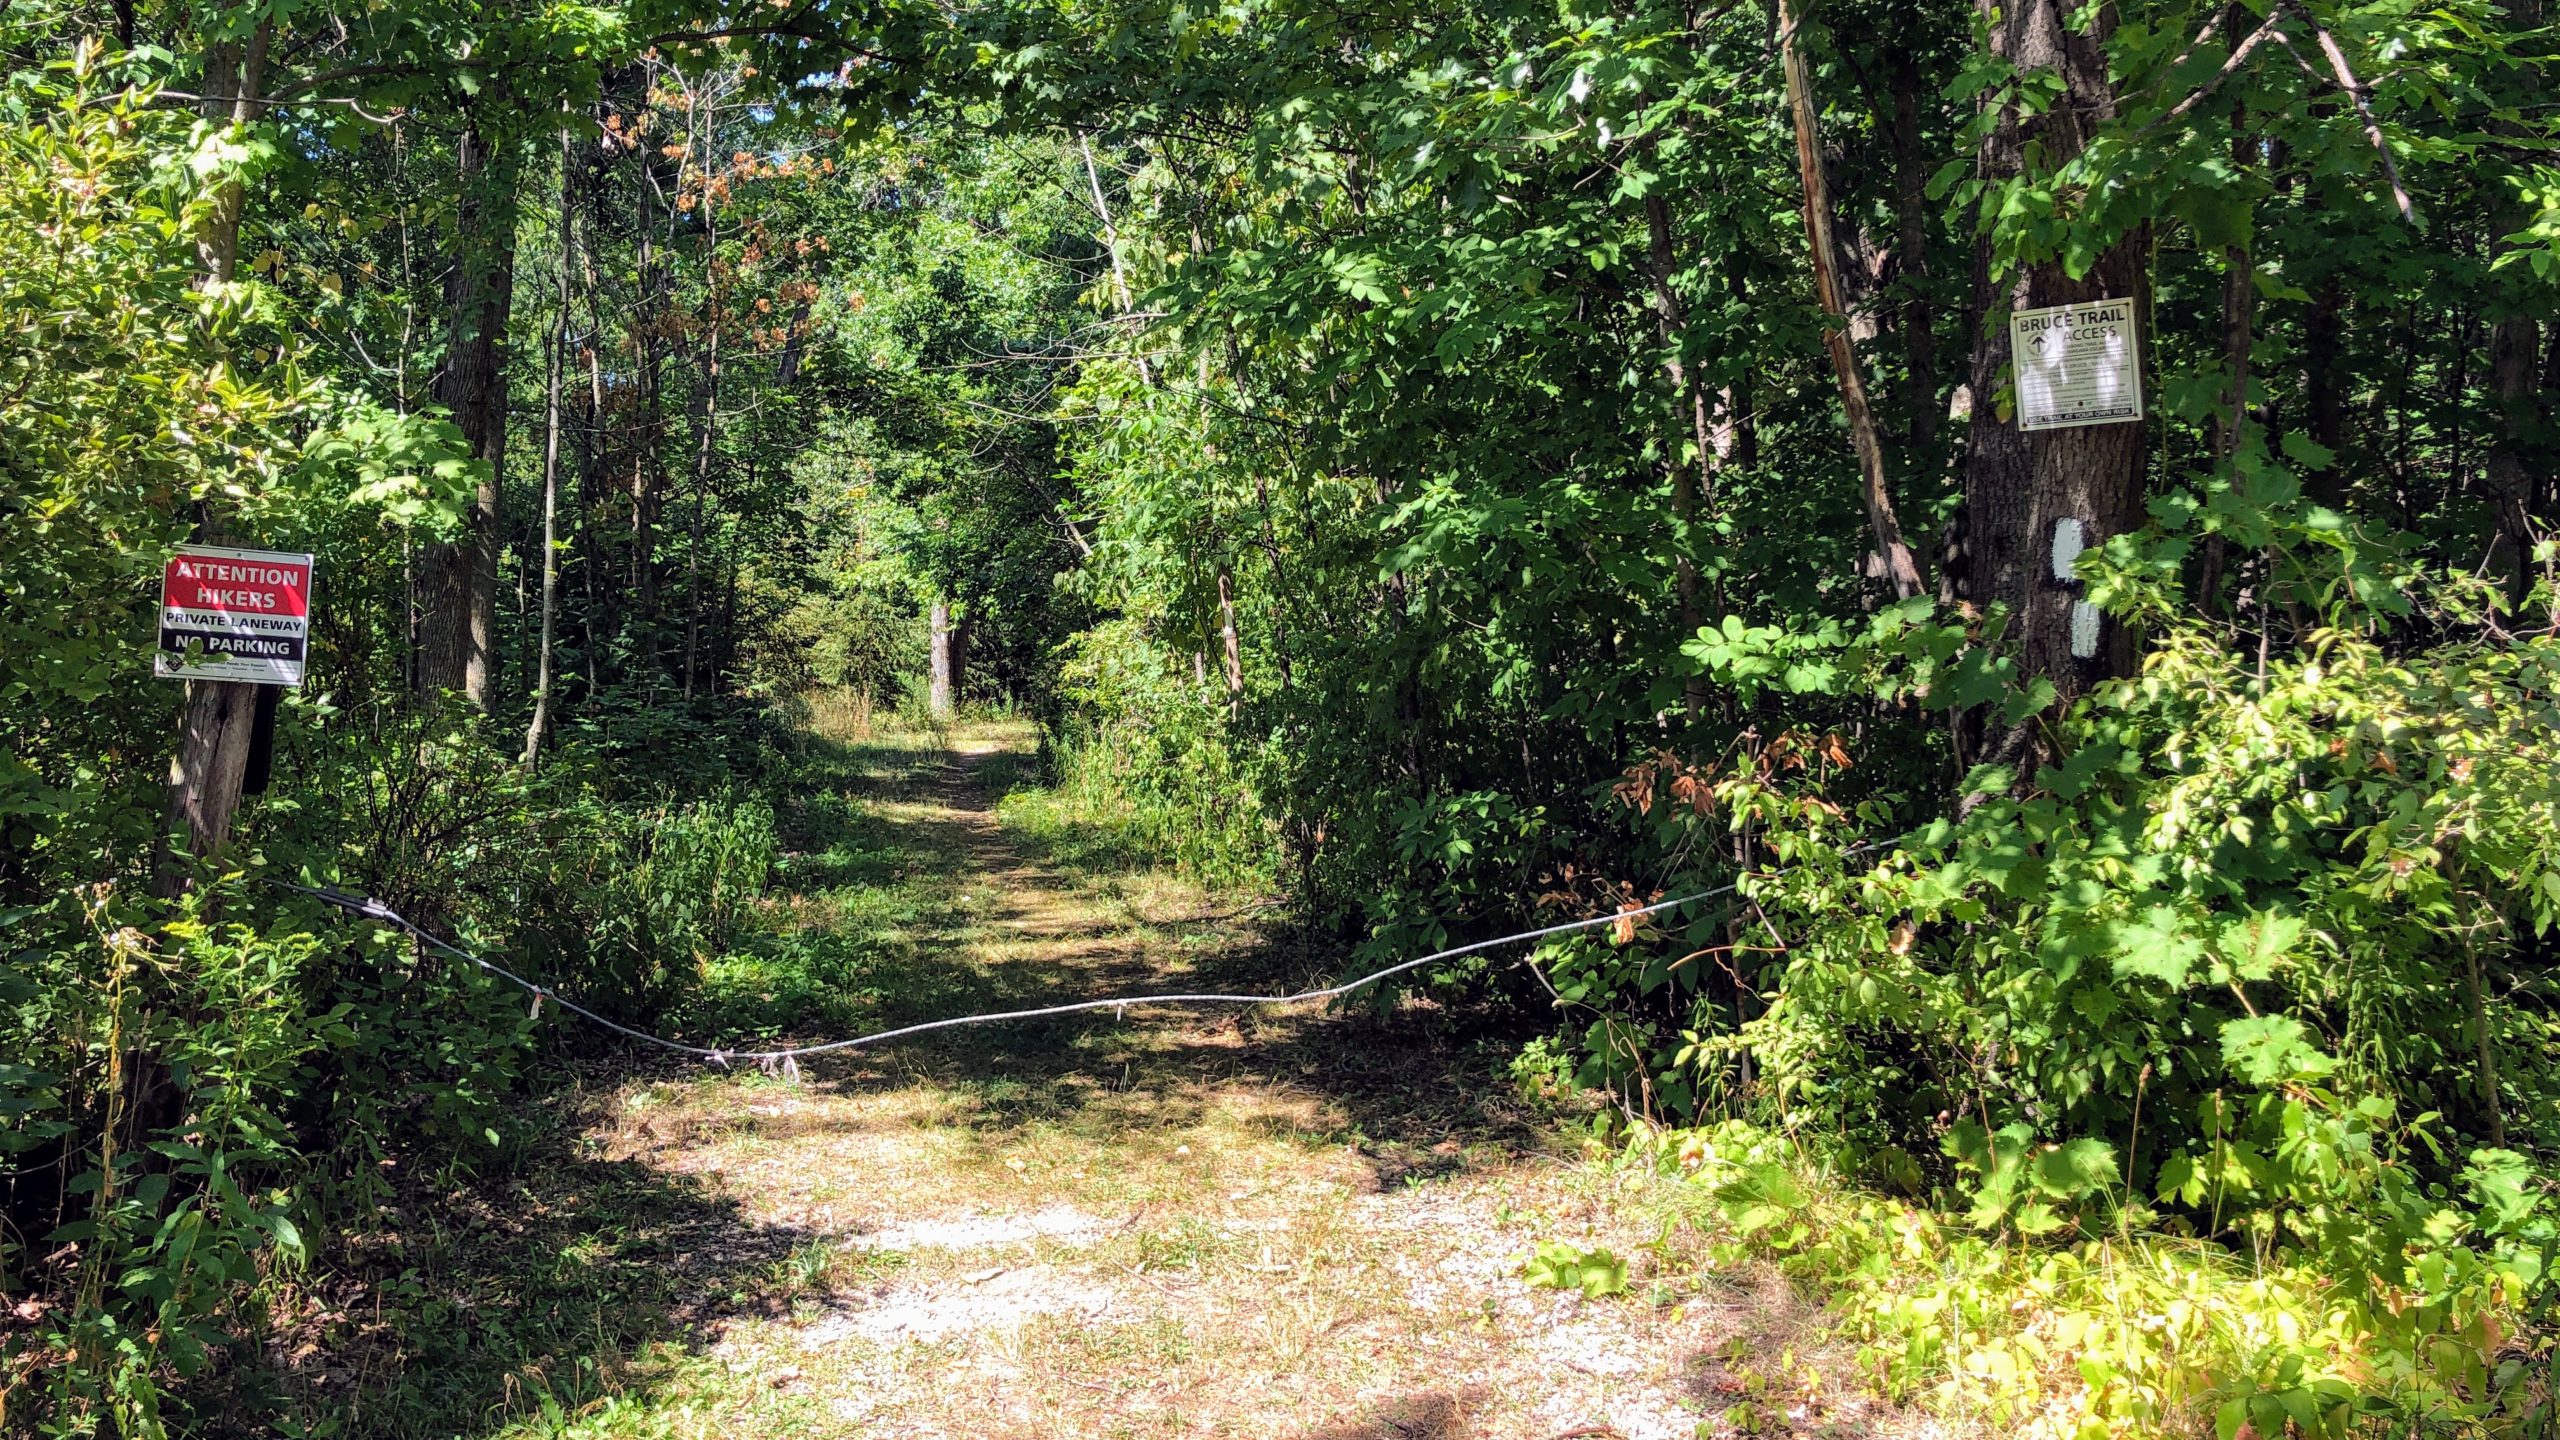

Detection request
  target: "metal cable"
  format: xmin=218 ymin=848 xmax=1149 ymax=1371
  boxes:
xmin=263 ymin=868 xmax=1829 ymax=1068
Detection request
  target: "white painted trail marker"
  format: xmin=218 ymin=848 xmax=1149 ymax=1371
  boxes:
xmin=155 ymin=544 xmax=314 ymax=686
xmin=2010 ymin=298 xmax=2142 ymax=432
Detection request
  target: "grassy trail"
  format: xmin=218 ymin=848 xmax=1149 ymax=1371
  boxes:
xmin=335 ymin=720 xmax=1915 ymax=1440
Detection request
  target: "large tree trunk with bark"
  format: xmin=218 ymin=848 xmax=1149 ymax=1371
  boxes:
xmin=418 ymin=123 xmax=521 ymax=710
xmin=1953 ymin=0 xmax=2150 ymax=707
xmin=1887 ymin=51 xmax=1941 ymax=458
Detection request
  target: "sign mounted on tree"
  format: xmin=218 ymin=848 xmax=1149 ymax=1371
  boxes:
xmin=2009 ymin=298 xmax=2142 ymax=432
xmin=154 ymin=544 xmax=315 ymax=686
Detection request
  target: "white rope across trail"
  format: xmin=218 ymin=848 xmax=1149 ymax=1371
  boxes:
xmin=266 ymin=876 xmax=1763 ymax=1069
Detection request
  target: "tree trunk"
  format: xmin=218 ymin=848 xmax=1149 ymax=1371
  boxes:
xmin=683 ymin=166 xmax=722 ymax=701
xmin=1888 ymin=52 xmax=1940 ymax=457
xmin=418 ymin=123 xmax=521 ymax=710
xmin=1080 ymin=131 xmax=1155 ymax=387
xmin=631 ymin=148 xmax=668 ymax=620
xmin=929 ymin=599 xmax=956 ymax=718
xmin=1216 ymin=562 xmax=1244 ymax=715
xmin=579 ymin=233 xmax=605 ymax=700
xmin=1779 ymin=0 xmax=1924 ymax=600
xmin=1252 ymin=473 xmax=1295 ymax=696
xmin=2484 ymin=0 xmax=2543 ymax=597
xmin=2199 ymin=90 xmax=2254 ymax=614
xmin=1726 ymin=262 xmax=1760 ymax=469
xmin=1954 ymin=0 xmax=2150 ymax=706
xmin=160 ymin=24 xmax=269 ymax=889
xmin=2302 ymin=275 xmax=2347 ymax=510
xmin=1640 ymin=185 xmax=1714 ymax=710
xmin=525 ymin=126 xmax=574 ymax=765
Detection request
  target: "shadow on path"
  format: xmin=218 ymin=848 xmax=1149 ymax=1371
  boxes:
xmin=234 ymin=1072 xmax=831 ymax=1439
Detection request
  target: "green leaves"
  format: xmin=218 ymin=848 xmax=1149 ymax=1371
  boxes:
xmin=1947 ymin=1122 xmax=2117 ymax=1232
xmin=1524 ymin=1239 xmax=1631 ymax=1297
xmin=2108 ymin=903 xmax=2204 ymax=987
xmin=2217 ymin=910 xmax=2303 ymax=982
xmin=2218 ymin=1015 xmax=2334 ymax=1086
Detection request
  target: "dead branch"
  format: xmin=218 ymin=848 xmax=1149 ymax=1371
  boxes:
xmin=2279 ymin=1 xmax=2417 ymax=223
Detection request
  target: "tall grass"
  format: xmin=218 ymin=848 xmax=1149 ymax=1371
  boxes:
xmin=798 ymin=686 xmax=877 ymax=745
xmin=1003 ymin=717 xmax=1275 ymax=888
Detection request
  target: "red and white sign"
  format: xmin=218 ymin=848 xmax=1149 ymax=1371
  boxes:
xmin=154 ymin=544 xmax=315 ymax=686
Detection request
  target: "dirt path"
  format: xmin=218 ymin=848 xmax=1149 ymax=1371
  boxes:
xmin=406 ymin=723 xmax=1922 ymax=1440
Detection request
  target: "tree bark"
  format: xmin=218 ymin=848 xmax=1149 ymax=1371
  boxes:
xmin=1888 ymin=52 xmax=1940 ymax=457
xmin=525 ymin=126 xmax=574 ymax=764
xmin=1216 ymin=562 xmax=1244 ymax=715
xmin=2199 ymin=89 xmax=2254 ymax=614
xmin=1079 ymin=131 xmax=1154 ymax=387
xmin=2301 ymin=275 xmax=2347 ymax=510
xmin=1954 ymin=0 xmax=2151 ymax=704
xmin=418 ymin=122 xmax=521 ymax=710
xmin=1726 ymin=262 xmax=1760 ymax=469
xmin=1779 ymin=0 xmax=1925 ymax=600
xmin=160 ymin=24 xmax=270 ymax=890
xmin=683 ymin=156 xmax=722 ymax=701
xmin=1252 ymin=473 xmax=1296 ymax=696
xmin=631 ymin=142 xmax=669 ymax=620
xmin=929 ymin=599 xmax=956 ymax=718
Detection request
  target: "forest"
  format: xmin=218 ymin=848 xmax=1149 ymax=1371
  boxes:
xmin=7 ymin=0 xmax=2560 ymax=1432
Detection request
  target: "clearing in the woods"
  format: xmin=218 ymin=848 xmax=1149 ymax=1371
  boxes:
xmin=332 ymin=718 xmax=1933 ymax=1440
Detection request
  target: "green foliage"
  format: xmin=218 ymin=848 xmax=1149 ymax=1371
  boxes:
xmin=1522 ymin=1239 xmax=1631 ymax=1299
xmin=9 ymin=0 xmax=2560 ymax=1422
xmin=513 ymin=791 xmax=781 ymax=1022
xmin=1667 ymin=1121 xmax=2545 ymax=1438
xmin=1008 ymin=619 xmax=1276 ymax=887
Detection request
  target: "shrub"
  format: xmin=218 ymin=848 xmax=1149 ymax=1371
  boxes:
xmin=1026 ymin=619 xmax=1275 ymax=887
xmin=1664 ymin=1121 xmax=2548 ymax=1438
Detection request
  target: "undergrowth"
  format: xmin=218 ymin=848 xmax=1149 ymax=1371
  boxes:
xmin=1640 ymin=1121 xmax=2554 ymax=1440
xmin=0 ymin=710 xmax=784 ymax=1435
xmin=1002 ymin=719 xmax=1275 ymax=890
